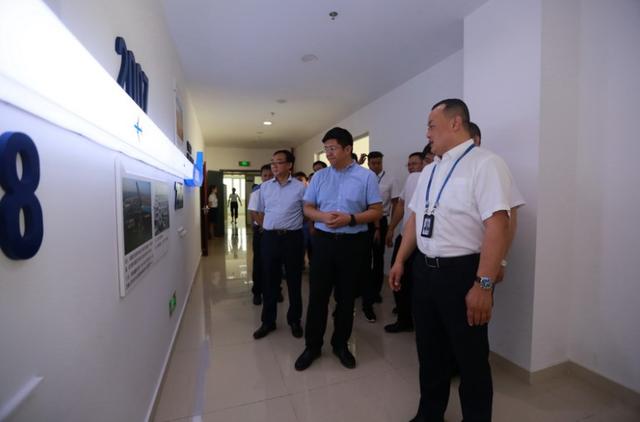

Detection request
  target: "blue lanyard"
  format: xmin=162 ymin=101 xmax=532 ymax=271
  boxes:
xmin=425 ymin=144 xmax=475 ymax=211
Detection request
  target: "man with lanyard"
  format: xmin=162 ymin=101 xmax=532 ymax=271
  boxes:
xmin=362 ymin=151 xmax=400 ymax=323
xmin=252 ymin=150 xmax=306 ymax=340
xmin=389 ymin=99 xmax=514 ymax=422
xmin=295 ymin=127 xmax=382 ymax=371
xmin=383 ymin=149 xmax=427 ymax=333
xmin=248 ymin=164 xmax=273 ymax=306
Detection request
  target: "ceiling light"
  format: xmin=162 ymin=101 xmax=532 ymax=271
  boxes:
xmin=329 ymin=11 xmax=338 ymax=20
xmin=263 ymin=121 xmax=272 ymax=126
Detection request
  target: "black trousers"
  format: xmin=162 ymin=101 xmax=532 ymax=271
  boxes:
xmin=230 ymin=202 xmax=238 ymax=219
xmin=412 ymin=252 xmax=492 ymax=422
xmin=362 ymin=216 xmax=388 ymax=308
xmin=261 ymin=230 xmax=303 ymax=326
xmin=251 ymin=226 xmax=263 ymax=296
xmin=305 ymin=230 xmax=368 ymax=351
xmin=390 ymin=234 xmax=415 ymax=325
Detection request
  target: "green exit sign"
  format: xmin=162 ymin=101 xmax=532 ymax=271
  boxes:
xmin=238 ymin=160 xmax=250 ymax=167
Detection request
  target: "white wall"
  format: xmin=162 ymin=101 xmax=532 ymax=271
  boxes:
xmin=43 ymin=0 xmax=204 ymax=153
xmin=0 ymin=1 xmax=205 ymax=420
xmin=465 ymin=0 xmax=640 ymax=393
xmin=296 ymin=50 xmax=464 ymax=194
xmin=204 ymin=146 xmax=275 ymax=171
xmin=463 ymin=0 xmax=541 ymax=371
xmin=568 ymin=0 xmax=640 ymax=393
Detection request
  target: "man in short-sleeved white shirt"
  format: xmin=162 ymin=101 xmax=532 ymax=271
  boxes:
xmin=389 ymin=99 xmax=517 ymax=421
xmin=362 ymin=151 xmax=400 ymax=322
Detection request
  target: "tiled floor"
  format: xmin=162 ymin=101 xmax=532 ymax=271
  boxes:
xmin=153 ymin=227 xmax=640 ymax=422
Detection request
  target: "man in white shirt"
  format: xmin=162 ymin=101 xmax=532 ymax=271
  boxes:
xmin=389 ymin=99 xmax=518 ymax=422
xmin=383 ymin=149 xmax=428 ymax=333
xmin=247 ymin=164 xmax=273 ymax=305
xmin=362 ymin=151 xmax=400 ymax=323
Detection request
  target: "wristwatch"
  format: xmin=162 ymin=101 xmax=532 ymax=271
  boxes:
xmin=476 ymin=276 xmax=493 ymax=290
xmin=348 ymin=214 xmax=357 ymax=227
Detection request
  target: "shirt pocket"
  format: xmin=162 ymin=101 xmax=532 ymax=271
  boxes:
xmin=440 ymin=177 xmax=473 ymax=214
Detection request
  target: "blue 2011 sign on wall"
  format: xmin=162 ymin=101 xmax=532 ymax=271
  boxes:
xmin=0 ymin=132 xmax=43 ymax=260
xmin=115 ymin=36 xmax=149 ymax=112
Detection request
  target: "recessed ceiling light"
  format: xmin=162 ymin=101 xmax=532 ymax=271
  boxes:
xmin=301 ymin=54 xmax=318 ymax=63
xmin=263 ymin=121 xmax=272 ymax=126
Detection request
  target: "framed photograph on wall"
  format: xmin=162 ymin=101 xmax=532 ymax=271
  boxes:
xmin=174 ymin=181 xmax=184 ymax=209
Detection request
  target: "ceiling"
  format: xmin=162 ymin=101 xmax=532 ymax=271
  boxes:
xmin=160 ymin=0 xmax=487 ymax=149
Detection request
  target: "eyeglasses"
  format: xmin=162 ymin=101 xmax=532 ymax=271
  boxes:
xmin=270 ymin=161 xmax=288 ymax=166
xmin=323 ymin=145 xmax=343 ymax=153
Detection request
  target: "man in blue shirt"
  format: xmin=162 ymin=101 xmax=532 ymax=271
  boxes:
xmin=294 ymin=127 xmax=383 ymax=371
xmin=252 ymin=150 xmax=306 ymax=340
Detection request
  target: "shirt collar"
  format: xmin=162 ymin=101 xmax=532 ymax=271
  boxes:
xmin=436 ymin=139 xmax=474 ymax=163
xmin=269 ymin=174 xmax=292 ymax=185
xmin=331 ymin=160 xmax=356 ymax=173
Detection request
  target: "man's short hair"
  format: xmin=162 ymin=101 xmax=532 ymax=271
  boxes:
xmin=422 ymin=143 xmax=432 ymax=156
xmin=260 ymin=164 xmax=271 ymax=172
xmin=469 ymin=121 xmax=482 ymax=143
xmin=368 ymin=151 xmax=383 ymax=160
xmin=313 ymin=160 xmax=327 ymax=169
xmin=351 ymin=153 xmax=358 ymax=160
xmin=432 ymin=98 xmax=471 ymax=131
xmin=273 ymin=149 xmax=295 ymax=165
xmin=322 ymin=127 xmax=353 ymax=148
xmin=409 ymin=151 xmax=425 ymax=160
xmin=293 ymin=171 xmax=307 ymax=180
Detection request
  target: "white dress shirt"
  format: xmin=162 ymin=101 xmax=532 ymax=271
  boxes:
xmin=376 ymin=170 xmax=400 ymax=217
xmin=408 ymin=140 xmax=514 ymax=257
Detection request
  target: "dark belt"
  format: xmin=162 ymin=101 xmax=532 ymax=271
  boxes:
xmin=420 ymin=252 xmax=480 ymax=269
xmin=263 ymin=229 xmax=301 ymax=236
xmin=315 ymin=229 xmax=367 ymax=239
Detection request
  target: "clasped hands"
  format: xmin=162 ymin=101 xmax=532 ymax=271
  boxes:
xmin=322 ymin=211 xmax=351 ymax=228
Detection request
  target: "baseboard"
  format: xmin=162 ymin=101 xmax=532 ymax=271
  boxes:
xmin=567 ymin=361 xmax=640 ymax=408
xmin=145 ymin=258 xmax=202 ymax=422
xmin=490 ymin=352 xmax=640 ymax=407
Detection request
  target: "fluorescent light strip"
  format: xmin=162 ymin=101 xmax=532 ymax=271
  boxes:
xmin=0 ymin=0 xmax=193 ymax=179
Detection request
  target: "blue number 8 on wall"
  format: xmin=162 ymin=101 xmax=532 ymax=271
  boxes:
xmin=0 ymin=132 xmax=43 ymax=260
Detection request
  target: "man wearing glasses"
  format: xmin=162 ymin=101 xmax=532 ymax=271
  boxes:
xmin=295 ymin=127 xmax=383 ymax=371
xmin=252 ymin=150 xmax=306 ymax=340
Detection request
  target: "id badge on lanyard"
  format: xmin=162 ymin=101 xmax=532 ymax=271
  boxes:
xmin=421 ymin=212 xmax=434 ymax=238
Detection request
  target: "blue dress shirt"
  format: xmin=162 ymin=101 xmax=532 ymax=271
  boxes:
xmin=304 ymin=161 xmax=382 ymax=233
xmin=256 ymin=176 xmax=305 ymax=230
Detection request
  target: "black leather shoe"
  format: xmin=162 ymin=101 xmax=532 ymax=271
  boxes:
xmin=290 ymin=322 xmax=303 ymax=338
xmin=384 ymin=321 xmax=414 ymax=333
xmin=332 ymin=347 xmax=356 ymax=369
xmin=252 ymin=294 xmax=262 ymax=306
xmin=295 ymin=348 xmax=320 ymax=371
xmin=253 ymin=323 xmax=276 ymax=339
xmin=363 ymin=307 xmax=377 ymax=323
